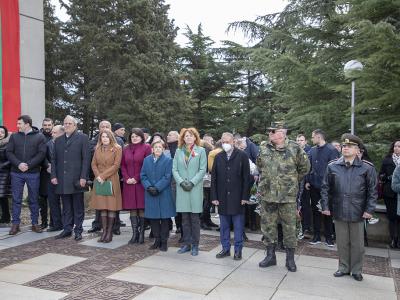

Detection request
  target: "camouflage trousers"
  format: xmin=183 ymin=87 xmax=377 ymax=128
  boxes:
xmin=260 ymin=201 xmax=297 ymax=248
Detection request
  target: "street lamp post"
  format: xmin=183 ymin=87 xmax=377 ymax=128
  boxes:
xmin=344 ymin=60 xmax=363 ymax=135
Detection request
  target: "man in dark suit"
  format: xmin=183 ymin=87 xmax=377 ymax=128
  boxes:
xmin=211 ymin=132 xmax=250 ymax=260
xmin=51 ymin=115 xmax=89 ymax=241
xmin=46 ymin=125 xmax=65 ymax=232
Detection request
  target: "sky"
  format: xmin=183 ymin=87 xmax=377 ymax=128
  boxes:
xmin=52 ymin=0 xmax=287 ymax=46
xmin=164 ymin=0 xmax=287 ymax=46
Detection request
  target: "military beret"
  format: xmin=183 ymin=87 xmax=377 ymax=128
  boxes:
xmin=268 ymin=121 xmax=288 ymax=130
xmin=341 ymin=133 xmax=363 ymax=147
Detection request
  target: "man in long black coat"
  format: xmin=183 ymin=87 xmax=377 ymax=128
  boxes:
xmin=39 ymin=117 xmax=53 ymax=229
xmin=51 ymin=115 xmax=89 ymax=241
xmin=211 ymin=132 xmax=250 ymax=260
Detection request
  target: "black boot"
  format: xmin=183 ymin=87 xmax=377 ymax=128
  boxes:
xmin=149 ymin=219 xmax=160 ymax=249
xmin=160 ymin=219 xmax=169 ymax=251
xmin=286 ymin=248 xmax=297 ymax=272
xmin=104 ymin=217 xmax=115 ymax=243
xmin=138 ymin=217 xmax=145 ymax=244
xmin=259 ymin=245 xmax=277 ymax=268
xmin=128 ymin=216 xmax=139 ymax=244
xmin=98 ymin=216 xmax=108 ymax=243
xmin=149 ymin=239 xmax=160 ymax=250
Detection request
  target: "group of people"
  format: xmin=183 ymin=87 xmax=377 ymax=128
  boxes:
xmin=0 ymin=115 xmax=399 ymax=281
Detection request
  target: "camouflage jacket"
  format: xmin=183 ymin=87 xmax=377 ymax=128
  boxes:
xmin=256 ymin=138 xmax=310 ymax=203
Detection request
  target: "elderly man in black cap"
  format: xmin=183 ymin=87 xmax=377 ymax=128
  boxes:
xmin=113 ymin=123 xmax=126 ymax=144
xmin=321 ymin=133 xmax=377 ymax=281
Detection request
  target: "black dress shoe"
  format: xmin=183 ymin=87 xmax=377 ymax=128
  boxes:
xmin=201 ymin=222 xmax=212 ymax=230
xmin=234 ymin=251 xmax=242 ymax=261
xmin=207 ymin=221 xmax=219 ymax=228
xmin=333 ymin=270 xmax=350 ymax=277
xmin=352 ymin=274 xmax=363 ymax=281
xmin=88 ymin=227 xmax=101 ymax=233
xmin=40 ymin=223 xmax=48 ymax=229
xmin=120 ymin=221 xmax=126 ymax=227
xmin=47 ymin=226 xmax=63 ymax=232
xmin=74 ymin=233 xmax=83 ymax=241
xmin=113 ymin=228 xmax=121 ymax=235
xmin=216 ymin=249 xmax=230 ymax=259
xmin=55 ymin=231 xmax=72 ymax=239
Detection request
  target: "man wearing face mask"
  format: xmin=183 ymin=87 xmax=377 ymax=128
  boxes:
xmin=257 ymin=122 xmax=310 ymax=272
xmin=211 ymin=132 xmax=250 ymax=260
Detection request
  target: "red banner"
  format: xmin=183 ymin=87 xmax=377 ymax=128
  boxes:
xmin=0 ymin=0 xmax=20 ymax=132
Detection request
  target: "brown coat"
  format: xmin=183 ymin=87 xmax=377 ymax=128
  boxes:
xmin=90 ymin=145 xmax=122 ymax=211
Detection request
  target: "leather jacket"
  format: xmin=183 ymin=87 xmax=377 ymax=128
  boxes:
xmin=321 ymin=156 xmax=377 ymax=222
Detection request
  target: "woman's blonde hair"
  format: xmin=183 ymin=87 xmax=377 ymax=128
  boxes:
xmin=96 ymin=129 xmax=119 ymax=149
xmin=178 ymin=127 xmax=201 ymax=148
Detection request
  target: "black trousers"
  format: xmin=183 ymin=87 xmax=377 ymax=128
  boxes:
xmin=384 ymin=196 xmax=400 ymax=240
xmin=48 ymin=183 xmax=62 ymax=229
xmin=300 ymin=188 xmax=312 ymax=231
xmin=310 ymin=187 xmax=333 ymax=239
xmin=201 ymin=188 xmax=211 ymax=224
xmin=38 ymin=196 xmax=48 ymax=226
xmin=182 ymin=213 xmax=200 ymax=246
xmin=62 ymin=193 xmax=84 ymax=234
xmin=150 ymin=219 xmax=170 ymax=242
xmin=0 ymin=197 xmax=10 ymax=222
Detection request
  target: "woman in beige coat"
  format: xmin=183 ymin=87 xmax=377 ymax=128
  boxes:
xmin=91 ymin=129 xmax=122 ymax=243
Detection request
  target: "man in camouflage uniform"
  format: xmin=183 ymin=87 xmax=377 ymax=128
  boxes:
xmin=256 ymin=122 xmax=310 ymax=272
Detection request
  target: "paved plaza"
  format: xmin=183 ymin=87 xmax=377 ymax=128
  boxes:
xmin=0 ymin=213 xmax=398 ymax=300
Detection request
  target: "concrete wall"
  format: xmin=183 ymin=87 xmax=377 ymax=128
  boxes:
xmin=19 ymin=0 xmax=45 ymax=128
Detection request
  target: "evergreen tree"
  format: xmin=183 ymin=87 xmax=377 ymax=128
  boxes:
xmin=44 ymin=0 xmax=68 ymax=123
xmin=58 ymin=0 xmax=192 ymax=135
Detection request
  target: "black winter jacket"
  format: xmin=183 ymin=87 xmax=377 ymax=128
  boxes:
xmin=321 ymin=157 xmax=377 ymax=222
xmin=6 ymin=129 xmax=47 ymax=173
xmin=0 ymin=137 xmax=11 ymax=198
xmin=306 ymin=143 xmax=340 ymax=189
xmin=379 ymin=156 xmax=396 ymax=199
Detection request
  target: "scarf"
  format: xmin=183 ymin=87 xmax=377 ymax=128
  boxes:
xmin=183 ymin=144 xmax=195 ymax=163
xmin=0 ymin=135 xmax=10 ymax=147
xmin=393 ymin=154 xmax=400 ymax=167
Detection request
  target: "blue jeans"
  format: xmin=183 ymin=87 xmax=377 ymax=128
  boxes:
xmin=11 ymin=172 xmax=40 ymax=225
xmin=219 ymin=214 xmax=244 ymax=253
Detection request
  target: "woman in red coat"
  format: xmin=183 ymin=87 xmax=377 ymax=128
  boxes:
xmin=121 ymin=128 xmax=151 ymax=244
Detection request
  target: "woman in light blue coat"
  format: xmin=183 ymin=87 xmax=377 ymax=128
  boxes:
xmin=392 ymin=165 xmax=400 ymax=217
xmin=173 ymin=128 xmax=207 ymax=256
xmin=141 ymin=141 xmax=175 ymax=252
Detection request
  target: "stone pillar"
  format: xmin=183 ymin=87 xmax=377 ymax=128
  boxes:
xmin=19 ymin=0 xmax=45 ymax=128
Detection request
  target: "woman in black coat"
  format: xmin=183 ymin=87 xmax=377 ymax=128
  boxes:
xmin=0 ymin=126 xmax=11 ymax=223
xmin=380 ymin=139 xmax=400 ymax=248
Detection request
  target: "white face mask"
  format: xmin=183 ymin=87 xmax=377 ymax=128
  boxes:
xmin=222 ymin=143 xmax=232 ymax=152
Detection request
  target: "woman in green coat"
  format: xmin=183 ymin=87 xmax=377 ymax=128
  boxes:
xmin=173 ymin=128 xmax=207 ymax=256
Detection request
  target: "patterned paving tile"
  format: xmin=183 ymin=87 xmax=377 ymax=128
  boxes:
xmin=62 ymin=279 xmax=148 ymax=300
xmin=363 ymin=255 xmax=391 ymax=277
xmin=26 ymin=270 xmax=103 ymax=293
xmin=52 ymin=244 xmax=110 ymax=258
